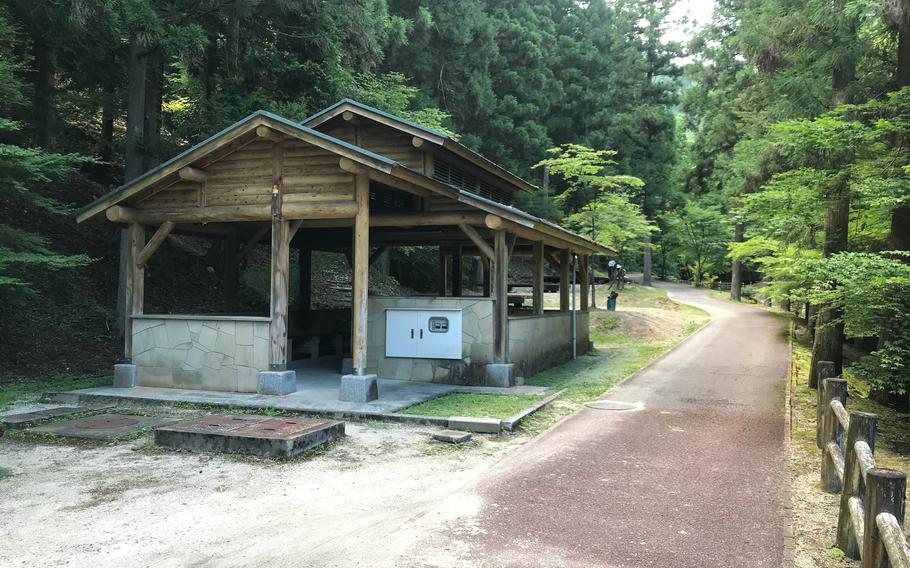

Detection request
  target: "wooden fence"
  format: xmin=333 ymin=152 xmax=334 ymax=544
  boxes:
xmin=816 ymin=361 xmax=910 ymax=567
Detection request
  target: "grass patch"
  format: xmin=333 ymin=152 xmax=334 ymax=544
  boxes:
xmin=0 ymin=372 xmax=109 ymax=409
xmin=402 ymin=393 xmax=544 ymax=420
xmin=398 ymin=283 xmax=711 ymax=429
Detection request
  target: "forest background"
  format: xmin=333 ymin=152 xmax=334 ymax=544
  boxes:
xmin=2 ymin=0 xmax=908 ymax=401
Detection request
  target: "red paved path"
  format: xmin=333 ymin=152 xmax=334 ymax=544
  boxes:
xmin=470 ymin=283 xmax=789 ymax=567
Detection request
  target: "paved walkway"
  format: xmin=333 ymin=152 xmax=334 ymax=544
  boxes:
xmin=467 ymin=283 xmax=789 ymax=567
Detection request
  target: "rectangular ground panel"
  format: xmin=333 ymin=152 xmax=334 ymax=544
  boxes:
xmin=154 ymin=414 xmax=345 ymax=458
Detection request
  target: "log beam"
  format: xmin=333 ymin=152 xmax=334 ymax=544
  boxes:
xmin=108 ymin=201 xmax=359 ymax=224
xmin=178 ymin=166 xmax=207 ymax=183
xmin=135 ymin=221 xmax=175 ymax=268
xmin=339 ymin=157 xmax=368 ymax=175
xmin=411 ymin=136 xmax=424 ymax=148
xmin=256 ymin=125 xmax=283 ymax=143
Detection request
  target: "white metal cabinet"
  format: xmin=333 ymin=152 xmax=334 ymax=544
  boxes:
xmin=385 ymin=310 xmax=419 ymax=357
xmin=385 ymin=309 xmax=462 ymax=360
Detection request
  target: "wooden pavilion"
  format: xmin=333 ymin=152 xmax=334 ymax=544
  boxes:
xmin=76 ymin=99 xmax=614 ymax=402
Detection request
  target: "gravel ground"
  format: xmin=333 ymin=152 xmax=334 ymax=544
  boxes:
xmin=0 ymin=418 xmax=523 ymax=568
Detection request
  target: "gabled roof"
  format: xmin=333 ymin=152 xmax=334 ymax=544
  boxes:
xmin=301 ymin=98 xmax=539 ymax=195
xmin=76 ymin=106 xmax=613 ymax=254
xmin=75 ymin=110 xmax=396 ymax=223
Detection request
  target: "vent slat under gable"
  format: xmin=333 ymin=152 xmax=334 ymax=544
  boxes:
xmin=431 ymin=158 xmax=514 ymax=205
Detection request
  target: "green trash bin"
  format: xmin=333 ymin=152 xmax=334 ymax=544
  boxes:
xmin=607 ymin=292 xmax=618 ymax=311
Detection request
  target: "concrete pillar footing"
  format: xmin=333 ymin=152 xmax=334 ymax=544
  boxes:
xmin=339 ymin=374 xmax=378 ymax=402
xmin=485 ymin=363 xmax=516 ymax=388
xmin=113 ymin=364 xmax=137 ymax=388
xmin=257 ymin=370 xmax=297 ymax=396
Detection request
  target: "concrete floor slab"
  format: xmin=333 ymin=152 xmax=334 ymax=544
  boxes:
xmin=52 ymin=357 xmax=548 ymax=416
xmin=1 ymin=406 xmax=84 ymax=429
xmin=29 ymin=414 xmax=178 ymax=441
xmin=154 ymin=414 xmax=345 ymax=458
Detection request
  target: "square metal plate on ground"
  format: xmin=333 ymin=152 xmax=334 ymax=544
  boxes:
xmin=154 ymin=414 xmax=345 ymax=458
xmin=28 ymin=414 xmax=178 ymax=441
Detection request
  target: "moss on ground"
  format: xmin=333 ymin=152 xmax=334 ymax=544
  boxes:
xmin=0 ymin=372 xmax=109 ymax=409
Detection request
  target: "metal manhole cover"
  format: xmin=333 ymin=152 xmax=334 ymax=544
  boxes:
xmin=75 ymin=417 xmax=140 ymax=429
xmin=585 ymin=400 xmax=640 ymax=411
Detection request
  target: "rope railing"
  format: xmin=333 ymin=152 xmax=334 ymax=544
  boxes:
xmin=813 ymin=364 xmax=910 ymax=567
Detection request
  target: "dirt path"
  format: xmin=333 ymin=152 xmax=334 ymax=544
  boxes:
xmin=458 ymin=283 xmax=790 ymax=567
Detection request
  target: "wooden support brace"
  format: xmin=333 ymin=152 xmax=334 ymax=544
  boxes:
xmin=457 ymin=223 xmax=494 ymax=260
xmin=369 ymin=246 xmax=388 ymax=266
xmin=136 ymin=221 xmax=175 ymax=268
xmin=236 ymin=226 xmax=271 ymax=265
xmin=289 ymin=219 xmax=304 ymax=241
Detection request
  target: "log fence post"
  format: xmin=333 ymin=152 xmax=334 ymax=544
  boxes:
xmin=836 ymin=411 xmax=878 ymax=559
xmin=816 ymin=360 xmax=837 ymax=447
xmin=863 ymin=468 xmax=907 ymax=568
xmin=821 ymin=377 xmax=848 ymax=493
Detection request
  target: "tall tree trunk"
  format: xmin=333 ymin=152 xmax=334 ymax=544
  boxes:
xmin=143 ymin=48 xmax=163 ymax=171
xmin=890 ymin=12 xmax=910 ymax=256
xmin=30 ymin=38 xmax=53 ymax=149
xmin=642 ymin=235 xmax=652 ymax=286
xmin=125 ymin=38 xmax=147 ymax=181
xmin=809 ymin=176 xmax=850 ymax=386
xmin=730 ymin=222 xmax=744 ymax=301
xmin=99 ymin=80 xmax=115 ymax=162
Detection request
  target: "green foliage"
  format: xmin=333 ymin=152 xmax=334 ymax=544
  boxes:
xmin=0 ymin=9 xmax=89 ymax=294
xmin=662 ymin=200 xmax=732 ymax=286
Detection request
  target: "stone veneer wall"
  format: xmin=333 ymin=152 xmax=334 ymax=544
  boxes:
xmin=131 ymin=316 xmax=270 ymax=392
xmin=366 ymin=297 xmax=494 ymax=385
xmin=508 ymin=311 xmax=590 ymax=379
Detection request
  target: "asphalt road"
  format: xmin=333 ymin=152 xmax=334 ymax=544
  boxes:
xmin=469 ymin=282 xmax=790 ymax=567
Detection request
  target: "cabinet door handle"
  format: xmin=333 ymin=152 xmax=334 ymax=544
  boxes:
xmin=420 ymin=329 xmax=423 ymax=339
xmin=410 ymin=329 xmax=414 ymax=339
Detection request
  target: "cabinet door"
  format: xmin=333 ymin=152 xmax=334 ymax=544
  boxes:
xmin=385 ymin=310 xmax=418 ymax=357
xmin=416 ymin=311 xmax=462 ymax=360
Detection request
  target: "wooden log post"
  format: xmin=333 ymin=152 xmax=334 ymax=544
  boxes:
xmin=532 ymin=241 xmax=544 ymax=315
xmin=580 ymin=255 xmax=589 ymax=311
xmin=559 ymin=249 xmax=570 ymax=312
xmin=123 ymin=223 xmax=145 ymax=361
xmin=452 ymin=245 xmax=463 ymax=297
xmin=268 ymin=140 xmax=289 ymax=370
xmin=493 ymin=230 xmax=509 ymax=363
xmin=298 ymin=246 xmax=312 ymax=310
xmin=351 ymin=172 xmax=370 ymax=375
xmin=482 ymin=256 xmax=491 ymax=297
xmin=863 ymin=468 xmax=907 ymax=568
xmin=837 ymin=411 xmax=878 ymax=559
xmin=438 ymin=247 xmax=449 ymax=297
xmin=816 ymin=360 xmax=837 ymax=448
xmin=821 ymin=377 xmax=849 ymax=493
xmin=223 ymin=233 xmax=239 ymax=310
